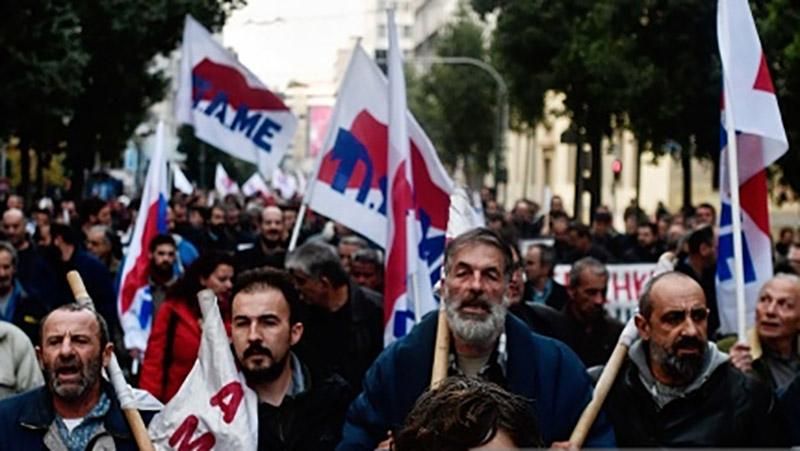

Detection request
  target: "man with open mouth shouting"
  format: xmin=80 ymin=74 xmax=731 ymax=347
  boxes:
xmin=0 ymin=303 xmax=155 ymax=450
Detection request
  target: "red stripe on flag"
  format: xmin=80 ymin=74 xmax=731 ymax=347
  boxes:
xmin=753 ymin=53 xmax=776 ymax=94
xmin=739 ymin=169 xmax=770 ymax=236
xmin=119 ymin=201 xmax=163 ymax=313
xmin=193 ymin=58 xmax=290 ymax=111
xmin=411 ymin=143 xmax=450 ymax=230
xmin=384 ymin=162 xmax=412 ymax=325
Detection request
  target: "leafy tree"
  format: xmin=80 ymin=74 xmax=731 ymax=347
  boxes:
xmin=0 ymin=0 xmax=244 ymax=201
xmin=474 ymin=0 xmax=800 ymax=210
xmin=472 ymin=0 xmax=633 ymax=217
xmin=0 ymin=0 xmax=88 ymax=201
xmin=407 ymin=6 xmax=498 ymax=188
xmin=755 ymin=0 xmax=800 ymax=197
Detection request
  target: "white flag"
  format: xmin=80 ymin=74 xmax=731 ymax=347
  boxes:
xmin=148 ymin=290 xmax=258 ymax=450
xmin=172 ymin=164 xmax=194 ymax=195
xmin=242 ymin=172 xmax=270 ymax=197
xmin=214 ymin=163 xmax=240 ymax=196
xmin=176 ymin=15 xmax=297 ymax=177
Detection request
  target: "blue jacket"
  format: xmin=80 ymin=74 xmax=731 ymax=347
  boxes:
xmin=0 ymin=382 xmax=155 ymax=450
xmin=338 ymin=312 xmax=616 ymax=449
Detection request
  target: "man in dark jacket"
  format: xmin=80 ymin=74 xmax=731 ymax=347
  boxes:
xmin=675 ymin=224 xmax=720 ymax=337
xmin=338 ymin=228 xmax=615 ymax=449
xmin=560 ymin=257 xmax=623 ymax=367
xmin=0 ymin=241 xmax=48 ymax=344
xmin=235 ymin=205 xmax=287 ymax=273
xmin=522 ymin=243 xmax=569 ymax=310
xmin=0 ymin=304 xmax=155 ymax=450
xmin=604 ymin=271 xmax=785 ymax=447
xmin=285 ymin=240 xmax=383 ymax=391
xmin=231 ymin=268 xmax=351 ymax=450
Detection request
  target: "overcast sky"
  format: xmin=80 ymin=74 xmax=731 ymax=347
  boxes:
xmin=223 ymin=0 xmax=369 ymax=91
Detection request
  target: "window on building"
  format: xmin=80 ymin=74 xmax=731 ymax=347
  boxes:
xmin=403 ymin=25 xmax=412 ymax=38
xmin=378 ymin=24 xmax=387 ymax=38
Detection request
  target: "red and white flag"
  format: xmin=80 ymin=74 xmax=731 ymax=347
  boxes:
xmin=241 ymin=172 xmax=270 ymax=197
xmin=716 ymin=0 xmax=788 ymax=335
xmin=118 ymin=121 xmax=169 ymax=350
xmin=176 ymin=15 xmax=297 ymax=177
xmin=305 ymin=40 xmax=453 ymax=344
xmin=214 ymin=163 xmax=240 ymax=196
xmin=148 ymin=290 xmax=258 ymax=450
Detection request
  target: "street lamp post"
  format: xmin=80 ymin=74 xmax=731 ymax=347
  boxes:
xmin=412 ymin=56 xmax=509 ymax=197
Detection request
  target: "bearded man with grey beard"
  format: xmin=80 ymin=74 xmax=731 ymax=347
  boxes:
xmin=603 ymin=271 xmax=787 ymax=447
xmin=339 ymin=228 xmax=616 ymax=450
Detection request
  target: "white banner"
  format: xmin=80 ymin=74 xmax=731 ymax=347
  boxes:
xmin=554 ymin=263 xmax=656 ymax=321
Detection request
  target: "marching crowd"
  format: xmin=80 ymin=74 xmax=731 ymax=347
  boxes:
xmin=0 ymin=188 xmax=799 ymax=449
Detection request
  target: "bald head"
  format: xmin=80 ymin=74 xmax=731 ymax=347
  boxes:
xmin=260 ymin=206 xmax=284 ymax=246
xmin=639 ymin=272 xmax=704 ymax=319
xmin=2 ymin=208 xmax=26 ymax=248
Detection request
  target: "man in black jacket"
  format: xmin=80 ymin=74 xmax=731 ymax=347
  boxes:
xmin=285 ymin=240 xmax=383 ymax=391
xmin=522 ymin=243 xmax=569 ymax=310
xmin=605 ymin=271 xmax=785 ymax=447
xmin=231 ymin=268 xmax=351 ymax=450
xmin=235 ymin=206 xmax=287 ymax=273
xmin=560 ymin=257 xmax=623 ymax=367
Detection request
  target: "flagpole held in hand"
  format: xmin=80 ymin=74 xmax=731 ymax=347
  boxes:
xmin=430 ymin=301 xmax=450 ymax=388
xmin=67 ymin=271 xmax=155 ymax=451
xmin=568 ymin=317 xmax=638 ymax=448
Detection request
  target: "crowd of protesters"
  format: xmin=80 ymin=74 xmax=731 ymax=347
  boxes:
xmin=0 ymin=186 xmax=799 ymax=449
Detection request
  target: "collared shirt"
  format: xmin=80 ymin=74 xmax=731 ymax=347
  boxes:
xmin=526 ymin=279 xmax=553 ymax=306
xmin=447 ymin=333 xmax=508 ymax=386
xmin=54 ymin=392 xmax=110 ymax=451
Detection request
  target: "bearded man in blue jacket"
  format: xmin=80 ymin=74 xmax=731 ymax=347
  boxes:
xmin=338 ymin=228 xmax=616 ymax=449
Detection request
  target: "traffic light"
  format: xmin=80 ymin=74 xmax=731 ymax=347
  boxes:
xmin=612 ymin=159 xmax=622 ymax=181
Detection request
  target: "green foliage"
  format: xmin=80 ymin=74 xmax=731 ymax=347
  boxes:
xmin=0 ymin=0 xmax=245 ymax=196
xmin=755 ymin=0 xmax=800 ymax=195
xmin=474 ymin=0 xmax=800 ymax=197
xmin=407 ymin=6 xmax=497 ymax=187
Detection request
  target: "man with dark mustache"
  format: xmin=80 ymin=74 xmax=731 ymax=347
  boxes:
xmin=0 ymin=303 xmax=155 ymax=450
xmin=235 ymin=205 xmax=288 ymax=273
xmin=603 ymin=271 xmax=785 ymax=446
xmin=339 ymin=228 xmax=615 ymax=449
xmin=230 ymin=268 xmax=351 ymax=450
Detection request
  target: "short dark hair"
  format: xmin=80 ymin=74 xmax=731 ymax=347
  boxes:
xmin=528 ymin=243 xmax=556 ymax=277
xmin=696 ymin=202 xmax=716 ymax=218
xmin=232 ymin=267 xmax=303 ymax=324
xmin=444 ymin=228 xmax=513 ymax=281
xmin=79 ymin=197 xmax=107 ymax=224
xmin=394 ymin=377 xmax=542 ymax=450
xmin=148 ymin=233 xmax=176 ymax=253
xmin=686 ymin=225 xmax=714 ymax=254
xmin=40 ymin=303 xmax=110 ymax=350
xmin=638 ymin=222 xmax=658 ymax=236
xmin=568 ymin=257 xmax=608 ymax=289
xmin=568 ymin=222 xmax=592 ymax=239
xmin=50 ymin=223 xmax=79 ymax=246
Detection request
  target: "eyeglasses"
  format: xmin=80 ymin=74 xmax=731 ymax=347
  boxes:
xmin=661 ymin=307 xmax=709 ymax=326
